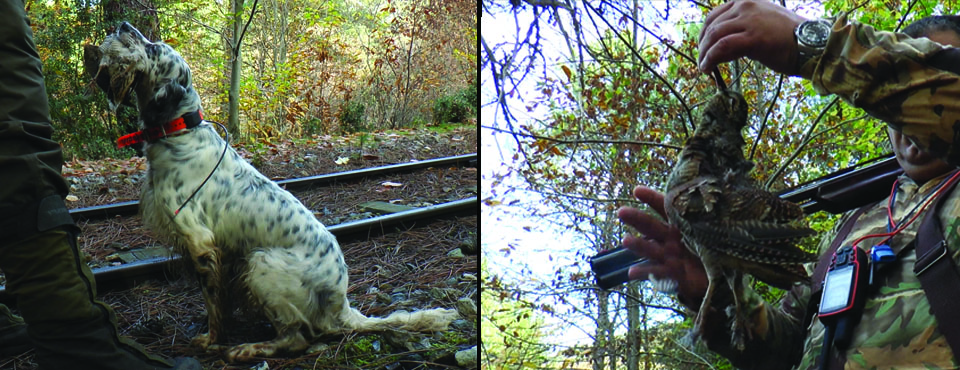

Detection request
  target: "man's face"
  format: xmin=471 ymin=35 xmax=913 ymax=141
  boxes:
xmin=888 ymin=30 xmax=960 ymax=183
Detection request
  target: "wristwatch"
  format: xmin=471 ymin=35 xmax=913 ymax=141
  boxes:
xmin=794 ymin=19 xmax=833 ymax=71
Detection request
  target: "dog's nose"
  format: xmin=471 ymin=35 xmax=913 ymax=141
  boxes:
xmin=118 ymin=22 xmax=134 ymax=33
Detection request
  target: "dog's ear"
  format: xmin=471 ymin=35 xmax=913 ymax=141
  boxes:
xmin=141 ymin=80 xmax=188 ymax=127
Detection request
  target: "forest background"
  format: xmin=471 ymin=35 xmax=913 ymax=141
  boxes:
xmin=28 ymin=0 xmax=477 ymax=160
xmin=480 ymin=0 xmax=958 ymax=369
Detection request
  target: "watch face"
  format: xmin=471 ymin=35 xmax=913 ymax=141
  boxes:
xmin=799 ymin=21 xmax=830 ymax=48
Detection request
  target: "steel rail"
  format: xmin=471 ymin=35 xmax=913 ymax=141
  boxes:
xmin=69 ymin=153 xmax=478 ymax=221
xmin=0 ymin=196 xmax=477 ymax=302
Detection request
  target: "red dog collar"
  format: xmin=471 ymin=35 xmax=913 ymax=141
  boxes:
xmin=117 ymin=110 xmax=203 ymax=148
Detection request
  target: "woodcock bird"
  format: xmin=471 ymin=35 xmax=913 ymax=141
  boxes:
xmin=664 ymin=70 xmax=817 ymax=350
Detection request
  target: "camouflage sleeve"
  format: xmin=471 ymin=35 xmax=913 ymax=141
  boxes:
xmin=799 ymin=15 xmax=960 ymax=164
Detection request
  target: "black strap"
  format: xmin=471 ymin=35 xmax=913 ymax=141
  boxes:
xmin=811 ymin=206 xmax=870 ymax=290
xmin=0 ymin=195 xmax=78 ymax=243
xmin=913 ymin=173 xmax=960 ymax=356
xmin=805 ymin=206 xmax=869 ymax=370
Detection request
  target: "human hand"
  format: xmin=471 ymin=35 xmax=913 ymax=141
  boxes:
xmin=617 ymin=185 xmax=708 ymax=307
xmin=698 ymin=0 xmax=808 ymax=75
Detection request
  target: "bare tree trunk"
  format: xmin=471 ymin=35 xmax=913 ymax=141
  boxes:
xmin=641 ymin=288 xmax=652 ymax=370
xmin=627 ymin=281 xmax=640 ymax=370
xmin=609 ymin=295 xmax=618 ymax=370
xmin=627 ymin=4 xmax=642 ymax=368
xmin=228 ymin=0 xmax=244 ymax=138
xmin=594 ymin=289 xmax=609 ymax=370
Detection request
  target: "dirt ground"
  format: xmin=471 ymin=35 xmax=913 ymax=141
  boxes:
xmin=0 ymin=124 xmax=478 ymax=369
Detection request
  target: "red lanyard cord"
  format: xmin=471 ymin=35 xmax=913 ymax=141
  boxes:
xmin=851 ymin=170 xmax=960 ymax=250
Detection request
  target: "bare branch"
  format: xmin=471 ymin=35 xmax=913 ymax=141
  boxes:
xmin=806 ymin=113 xmax=871 ymax=143
xmin=157 ymin=7 xmax=230 ymax=45
xmin=536 ymin=189 xmax=638 ymax=205
xmin=688 ymin=0 xmax=713 ymax=11
xmin=894 ymin=0 xmax=921 ymax=32
xmin=482 ymin=124 xmax=684 ymax=150
xmin=605 ymin=5 xmax=698 ymax=68
xmin=481 ymin=32 xmax=534 ymax=170
xmin=749 ymin=74 xmax=784 ymax=161
xmin=519 ymin=0 xmax=572 ymax=11
xmin=764 ymin=97 xmax=840 ymax=190
xmin=667 ymin=337 xmax=718 ymax=370
xmin=583 ymin=1 xmax=695 ymax=137
xmin=234 ymin=0 xmax=261 ymax=56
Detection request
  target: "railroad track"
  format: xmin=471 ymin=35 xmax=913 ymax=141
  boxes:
xmin=70 ymin=153 xmax=478 ymax=221
xmin=0 ymin=153 xmax=478 ymax=303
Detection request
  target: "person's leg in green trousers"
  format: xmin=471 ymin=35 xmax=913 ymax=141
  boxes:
xmin=0 ymin=1 xmax=200 ymax=369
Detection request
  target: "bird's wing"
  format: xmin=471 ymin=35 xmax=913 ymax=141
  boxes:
xmin=684 ymin=187 xmax=819 ymax=264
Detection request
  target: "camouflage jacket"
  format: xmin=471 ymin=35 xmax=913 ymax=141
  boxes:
xmin=707 ymin=173 xmax=960 ymax=369
xmin=703 ymin=17 xmax=960 ymax=369
xmin=801 ymin=15 xmax=960 ymax=166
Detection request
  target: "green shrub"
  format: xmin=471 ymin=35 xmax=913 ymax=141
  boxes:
xmin=466 ymin=79 xmax=478 ymax=109
xmin=338 ymin=100 xmax=367 ymax=133
xmin=433 ymin=86 xmax=475 ymax=124
xmin=303 ymin=117 xmax=328 ymax=136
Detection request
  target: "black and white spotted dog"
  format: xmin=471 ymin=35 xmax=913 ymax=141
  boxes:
xmin=90 ymin=22 xmax=457 ymax=362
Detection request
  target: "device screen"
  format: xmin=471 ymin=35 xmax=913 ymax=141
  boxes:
xmin=820 ymin=265 xmax=854 ymax=314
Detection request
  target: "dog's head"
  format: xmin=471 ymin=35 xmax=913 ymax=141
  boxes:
xmin=90 ymin=22 xmax=201 ymax=127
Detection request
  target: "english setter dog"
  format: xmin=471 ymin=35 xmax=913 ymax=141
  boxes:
xmin=89 ymin=22 xmax=457 ymax=362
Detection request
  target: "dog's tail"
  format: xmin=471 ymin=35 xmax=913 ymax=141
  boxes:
xmin=338 ymin=303 xmax=458 ymax=333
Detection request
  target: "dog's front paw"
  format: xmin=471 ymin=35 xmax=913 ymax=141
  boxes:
xmin=225 ymin=343 xmax=273 ymax=363
xmin=191 ymin=332 xmax=216 ymax=349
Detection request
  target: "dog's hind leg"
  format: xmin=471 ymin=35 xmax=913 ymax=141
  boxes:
xmin=226 ymin=249 xmax=314 ymax=362
xmin=181 ymin=229 xmax=226 ymax=350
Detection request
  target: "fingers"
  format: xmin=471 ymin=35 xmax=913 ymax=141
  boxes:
xmin=699 ymin=27 xmax=749 ymax=73
xmin=697 ymin=0 xmax=807 ymax=75
xmin=622 ymin=234 xmax=659 ymax=257
xmin=698 ymin=0 xmax=738 ymax=72
xmin=617 ymin=206 xmax=671 ymax=241
xmin=699 ymin=0 xmax=737 ymax=55
xmin=623 ymin=234 xmax=673 ymax=282
xmin=700 ymin=0 xmax=736 ymax=40
xmin=632 ymin=185 xmax=666 ymax=218
xmin=698 ymin=1 xmax=752 ymax=73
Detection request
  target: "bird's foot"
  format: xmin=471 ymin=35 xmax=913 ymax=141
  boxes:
xmin=725 ymin=305 xmax=750 ymax=351
xmin=730 ymin=324 xmax=746 ymax=351
xmin=685 ymin=311 xmax=710 ymax=349
xmin=680 ymin=328 xmax=698 ymax=349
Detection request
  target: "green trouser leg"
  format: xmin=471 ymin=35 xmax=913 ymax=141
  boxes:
xmin=0 ymin=0 xmax=70 ymax=209
xmin=0 ymin=227 xmax=180 ymax=369
xmin=0 ymin=1 xmax=200 ymax=368
xmin=0 ymin=303 xmax=30 ymax=357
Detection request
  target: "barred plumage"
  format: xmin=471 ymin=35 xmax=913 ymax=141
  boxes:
xmin=665 ymin=84 xmax=816 ymax=350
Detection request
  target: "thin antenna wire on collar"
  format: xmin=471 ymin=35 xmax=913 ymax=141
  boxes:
xmin=174 ymin=121 xmax=229 ymax=216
